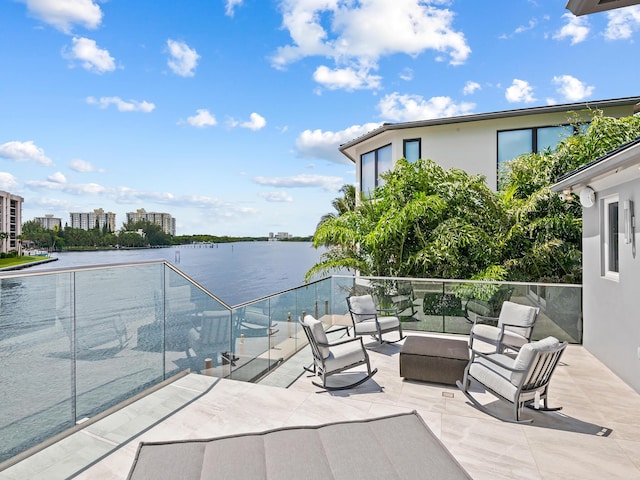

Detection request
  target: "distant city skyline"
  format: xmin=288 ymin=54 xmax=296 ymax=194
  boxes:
xmin=1 ymin=1 xmax=639 ymax=236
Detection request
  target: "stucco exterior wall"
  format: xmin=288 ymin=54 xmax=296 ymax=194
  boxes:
xmin=351 ymin=104 xmax=635 ymax=192
xmin=583 ymin=178 xmax=640 ymax=392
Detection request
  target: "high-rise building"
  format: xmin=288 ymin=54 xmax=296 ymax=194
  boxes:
xmin=69 ymin=209 xmax=116 ymax=232
xmin=34 ymin=214 xmax=62 ymax=231
xmin=0 ymin=190 xmax=24 ymax=254
xmin=126 ymin=209 xmax=176 ymax=236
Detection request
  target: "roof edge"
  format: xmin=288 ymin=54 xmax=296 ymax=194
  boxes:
xmin=339 ymin=96 xmax=640 ymax=152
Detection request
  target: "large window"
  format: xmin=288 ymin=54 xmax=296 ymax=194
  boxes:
xmin=360 ymin=144 xmax=392 ymax=196
xmin=497 ymin=125 xmax=574 ymax=169
xmin=403 ymin=139 xmax=421 ymax=162
xmin=603 ymin=195 xmax=620 ymax=280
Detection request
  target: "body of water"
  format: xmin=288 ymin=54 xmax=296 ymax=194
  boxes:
xmin=26 ymin=242 xmax=329 ymax=306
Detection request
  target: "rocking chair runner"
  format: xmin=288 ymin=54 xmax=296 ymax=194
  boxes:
xmin=456 ymin=336 xmax=567 ymax=423
xmin=300 ymin=314 xmax=378 ymax=391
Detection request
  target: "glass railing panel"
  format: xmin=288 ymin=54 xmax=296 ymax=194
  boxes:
xmin=0 ymin=273 xmax=74 ymax=464
xmin=73 ymin=263 xmax=164 ymax=420
xmin=334 ymin=276 xmax=582 ymax=343
xmin=162 ymin=266 xmax=232 ymax=377
xmin=230 ymin=298 xmax=273 ymax=382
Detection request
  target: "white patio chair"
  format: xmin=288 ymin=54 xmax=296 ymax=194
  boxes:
xmin=300 ymin=314 xmax=378 ymax=391
xmin=346 ymin=294 xmax=404 ymax=344
xmin=456 ymin=336 xmax=567 ymax=423
xmin=469 ymin=301 xmax=540 ymax=353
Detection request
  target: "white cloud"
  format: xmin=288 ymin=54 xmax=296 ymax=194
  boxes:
xmin=0 ymin=140 xmax=53 ymax=165
xmin=241 ymin=112 xmax=266 ymax=130
xmin=259 ymin=191 xmax=293 ymax=202
xmin=505 ymin=79 xmax=536 ymax=103
xmin=48 ymin=172 xmax=67 ymax=183
xmin=86 ymin=96 xmax=155 ymax=112
xmin=399 ymin=68 xmax=413 ymax=81
xmin=227 ymin=112 xmax=267 ymax=130
xmin=377 ymin=93 xmax=475 ymax=121
xmin=463 ymin=81 xmax=481 ymax=95
xmin=253 ymin=174 xmax=343 ymax=192
xmin=552 ymin=74 xmax=594 ymax=101
xmin=70 ymin=158 xmax=103 ymax=172
xmin=63 ymin=37 xmax=115 ymax=74
xmin=271 ymin=0 xmax=470 ymax=90
xmin=186 ymin=109 xmax=217 ymax=128
xmin=554 ymin=13 xmax=589 ymax=45
xmin=225 ymin=0 xmax=244 ymax=17
xmin=26 ymin=179 xmax=107 ymax=195
xmin=604 ymin=6 xmax=640 ymax=40
xmin=313 ymin=65 xmax=381 ymax=91
xmin=21 ymin=0 xmax=103 ymax=33
xmin=166 ymin=39 xmax=200 ymax=77
xmin=295 ymin=122 xmax=382 ymax=164
xmin=0 ymin=172 xmax=19 ymax=190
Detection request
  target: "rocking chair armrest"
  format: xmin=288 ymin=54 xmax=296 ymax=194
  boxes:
xmin=473 ymin=314 xmax=499 ymax=326
xmin=499 ymin=321 xmax=534 ymax=330
xmin=470 ymin=349 xmax=527 ymax=374
xmin=377 ymin=307 xmax=398 ymax=316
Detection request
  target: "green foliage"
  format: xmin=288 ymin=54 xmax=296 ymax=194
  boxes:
xmin=308 ymin=111 xmax=640 ymax=284
xmin=308 ymin=159 xmax=506 ymax=280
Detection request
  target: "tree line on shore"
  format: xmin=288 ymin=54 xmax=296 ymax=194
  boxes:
xmin=20 ymin=219 xmax=312 ymax=251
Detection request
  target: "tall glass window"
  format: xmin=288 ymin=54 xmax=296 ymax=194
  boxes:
xmin=360 ymin=144 xmax=392 ymax=195
xmin=403 ymin=139 xmax=421 ymax=162
xmin=497 ymin=129 xmax=532 ymax=168
xmin=603 ymin=195 xmax=620 ymax=279
xmin=498 ymin=124 xmax=576 ymax=170
xmin=537 ymin=125 xmax=573 ymax=152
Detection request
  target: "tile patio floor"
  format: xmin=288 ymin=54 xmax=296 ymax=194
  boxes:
xmin=1 ymin=332 xmax=639 ymax=480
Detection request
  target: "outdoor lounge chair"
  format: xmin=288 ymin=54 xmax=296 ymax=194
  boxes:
xmin=346 ymin=294 xmax=404 ymax=344
xmin=456 ymin=336 xmax=567 ymax=423
xmin=187 ymin=311 xmax=233 ymax=367
xmin=469 ymin=301 xmax=540 ymax=353
xmin=300 ymin=314 xmax=378 ymax=391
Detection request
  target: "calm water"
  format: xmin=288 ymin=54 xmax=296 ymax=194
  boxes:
xmin=26 ymin=242 xmax=328 ymax=305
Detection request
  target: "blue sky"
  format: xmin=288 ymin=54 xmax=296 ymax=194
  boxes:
xmin=1 ymin=1 xmax=639 ymax=236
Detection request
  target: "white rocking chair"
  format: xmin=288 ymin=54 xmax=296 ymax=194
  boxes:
xmin=457 ymin=336 xmax=567 ymax=423
xmin=300 ymin=314 xmax=378 ymax=391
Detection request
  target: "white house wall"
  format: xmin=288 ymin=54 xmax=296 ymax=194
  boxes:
xmin=583 ymin=177 xmax=640 ymax=392
xmin=352 ymin=104 xmax=634 ymax=192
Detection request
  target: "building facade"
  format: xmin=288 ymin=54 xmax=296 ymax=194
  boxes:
xmin=69 ymin=209 xmax=116 ymax=232
xmin=126 ymin=209 xmax=176 ymax=236
xmin=339 ymin=97 xmax=640 ymax=196
xmin=552 ymin=138 xmax=640 ymax=393
xmin=0 ymin=191 xmax=24 ymax=254
xmin=34 ymin=214 xmax=62 ymax=231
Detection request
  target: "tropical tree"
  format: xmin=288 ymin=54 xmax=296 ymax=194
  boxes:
xmin=307 ymin=111 xmax=640 ymax=284
xmin=316 ymin=184 xmax=356 ymax=229
xmin=499 ymin=111 xmax=640 ymax=283
xmin=307 ymin=159 xmax=507 ymax=280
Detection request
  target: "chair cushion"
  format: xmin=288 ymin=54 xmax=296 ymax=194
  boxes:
xmin=353 ymin=316 xmax=399 ymax=335
xmin=468 ymin=353 xmax=517 ymax=400
xmin=511 ymin=336 xmax=559 ymax=384
xmin=348 ymin=295 xmax=376 ymax=321
xmin=498 ymin=302 xmax=538 ymax=337
xmin=323 ymin=340 xmax=366 ymax=373
xmin=304 ymin=315 xmax=330 ymax=359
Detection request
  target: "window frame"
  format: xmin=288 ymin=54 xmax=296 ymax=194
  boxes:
xmin=496 ymin=123 xmax=580 ymax=186
xmin=602 ymin=194 xmax=620 ymax=281
xmin=403 ymin=138 xmax=421 ymax=162
xmin=359 ymin=143 xmax=392 ymax=196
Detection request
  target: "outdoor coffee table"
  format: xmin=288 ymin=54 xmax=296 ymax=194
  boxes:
xmin=399 ymin=336 xmax=469 ymax=385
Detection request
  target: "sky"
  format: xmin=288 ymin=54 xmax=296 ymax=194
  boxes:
xmin=1 ymin=1 xmax=639 ymax=237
